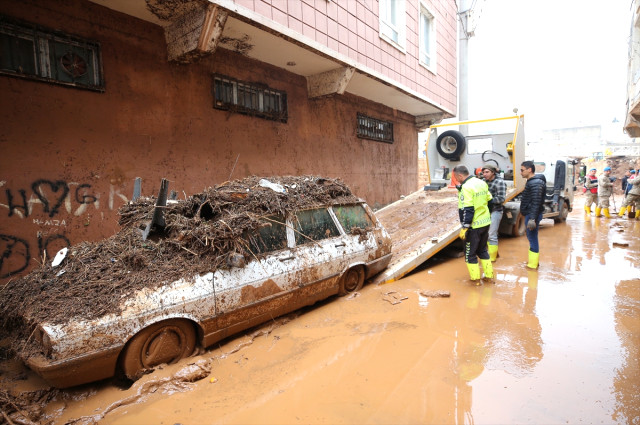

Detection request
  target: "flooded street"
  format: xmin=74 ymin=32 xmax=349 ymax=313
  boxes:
xmin=3 ymin=198 xmax=639 ymax=425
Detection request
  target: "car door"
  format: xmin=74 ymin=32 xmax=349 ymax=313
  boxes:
xmin=212 ymin=214 xmax=298 ymax=333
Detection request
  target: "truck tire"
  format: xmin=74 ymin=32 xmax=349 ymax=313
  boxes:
xmin=512 ymin=213 xmax=526 ymax=237
xmin=436 ymin=130 xmax=466 ymax=160
xmin=554 ymin=200 xmax=569 ymax=223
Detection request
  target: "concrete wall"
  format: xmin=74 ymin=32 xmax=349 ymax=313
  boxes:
xmin=0 ymin=0 xmax=418 ymax=280
xmin=232 ymin=0 xmax=458 ymax=114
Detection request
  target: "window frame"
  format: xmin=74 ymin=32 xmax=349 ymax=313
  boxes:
xmin=418 ymin=2 xmax=437 ymax=74
xmin=212 ymin=73 xmax=288 ymax=123
xmin=379 ymin=0 xmax=406 ymax=52
xmin=0 ymin=16 xmax=104 ymax=91
xmin=356 ymin=113 xmax=394 ymax=144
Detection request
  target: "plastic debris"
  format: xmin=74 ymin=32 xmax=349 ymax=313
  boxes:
xmin=258 ymin=179 xmax=286 ymax=193
xmin=51 ymin=247 xmax=68 ymax=267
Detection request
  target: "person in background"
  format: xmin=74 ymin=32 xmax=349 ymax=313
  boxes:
xmin=452 ymin=165 xmax=494 ymax=284
xmin=519 ymin=161 xmax=546 ymax=269
xmin=625 ymin=169 xmax=636 ymax=196
xmin=481 ymin=164 xmax=506 ymax=261
xmin=621 ymin=169 xmax=631 ymax=194
xmin=583 ymin=168 xmax=598 ymax=215
xmin=596 ymin=166 xmax=615 ymax=218
xmin=619 ymin=169 xmax=640 ymax=218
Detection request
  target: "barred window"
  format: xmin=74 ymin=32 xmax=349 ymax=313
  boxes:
xmin=357 ymin=113 xmax=394 ymax=143
xmin=213 ymin=74 xmax=287 ymax=122
xmin=0 ymin=16 xmax=104 ymax=91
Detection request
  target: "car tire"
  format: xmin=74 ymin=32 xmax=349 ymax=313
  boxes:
xmin=339 ymin=266 xmax=365 ymax=296
xmin=436 ymin=130 xmax=466 ymax=160
xmin=512 ymin=213 xmax=526 ymax=237
xmin=120 ymin=319 xmax=197 ymax=381
xmin=554 ymin=200 xmax=569 ymax=223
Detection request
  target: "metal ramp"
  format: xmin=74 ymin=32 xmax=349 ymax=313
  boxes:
xmin=371 ymin=187 xmax=461 ymax=285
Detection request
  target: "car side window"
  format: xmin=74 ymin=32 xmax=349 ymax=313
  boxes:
xmin=294 ymin=208 xmax=340 ymax=245
xmin=333 ymin=204 xmax=373 ymax=232
xmin=244 ymin=215 xmax=288 ymax=255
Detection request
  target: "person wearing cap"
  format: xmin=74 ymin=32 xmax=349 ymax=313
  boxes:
xmin=596 ymin=166 xmax=615 ymax=218
xmin=619 ymin=169 xmax=640 ymax=218
xmin=481 ymin=164 xmax=506 ymax=261
xmin=621 ymin=169 xmax=632 ymax=194
xmin=625 ymin=169 xmax=636 ymax=196
xmin=583 ymin=167 xmax=598 ymax=216
xmin=452 ymin=165 xmax=494 ymax=284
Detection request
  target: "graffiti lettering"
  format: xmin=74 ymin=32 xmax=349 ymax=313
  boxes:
xmin=6 ymin=188 xmax=28 ymax=218
xmin=32 ymin=219 xmax=67 ymax=226
xmin=0 ymin=232 xmax=71 ymax=279
xmin=31 ymin=180 xmax=70 ymax=218
xmin=2 ymin=180 xmax=126 ymax=219
xmin=0 ymin=234 xmax=30 ymax=278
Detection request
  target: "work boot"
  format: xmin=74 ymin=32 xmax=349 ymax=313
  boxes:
xmin=480 ymin=259 xmax=494 ymax=283
xmin=526 ymin=250 xmax=539 ymax=269
xmin=595 ymin=207 xmax=601 ymax=217
xmin=466 ymin=262 xmax=481 ymax=285
xmin=602 ymin=208 xmax=611 ymax=218
xmin=488 ymin=244 xmax=499 ymax=262
xmin=618 ymin=206 xmax=627 ymax=217
xmin=584 ymin=205 xmax=591 ymax=216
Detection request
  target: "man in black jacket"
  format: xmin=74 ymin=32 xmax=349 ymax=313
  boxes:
xmin=519 ymin=161 xmax=546 ymax=269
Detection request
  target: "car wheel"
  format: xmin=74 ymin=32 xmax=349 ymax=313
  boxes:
xmin=436 ymin=130 xmax=466 ymax=160
xmin=120 ymin=319 xmax=197 ymax=380
xmin=512 ymin=213 xmax=526 ymax=237
xmin=339 ymin=266 xmax=365 ymax=296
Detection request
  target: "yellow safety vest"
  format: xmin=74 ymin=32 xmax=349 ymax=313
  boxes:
xmin=458 ymin=176 xmax=492 ymax=229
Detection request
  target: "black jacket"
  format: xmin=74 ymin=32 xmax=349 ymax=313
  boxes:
xmin=520 ymin=174 xmax=546 ymax=217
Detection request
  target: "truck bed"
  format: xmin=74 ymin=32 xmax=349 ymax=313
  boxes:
xmin=371 ymin=188 xmax=461 ymax=284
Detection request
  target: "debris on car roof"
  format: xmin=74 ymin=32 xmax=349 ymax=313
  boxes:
xmin=0 ymin=175 xmax=360 ymax=353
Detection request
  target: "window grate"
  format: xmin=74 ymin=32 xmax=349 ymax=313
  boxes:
xmin=213 ymin=74 xmax=288 ymax=122
xmin=0 ymin=15 xmax=104 ymax=91
xmin=357 ymin=113 xmax=394 ymax=143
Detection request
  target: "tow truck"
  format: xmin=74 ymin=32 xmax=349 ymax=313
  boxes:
xmin=372 ymin=114 xmax=577 ymax=285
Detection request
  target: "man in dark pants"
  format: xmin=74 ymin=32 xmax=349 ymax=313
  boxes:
xmin=453 ymin=165 xmax=494 ymax=284
xmin=519 ymin=161 xmax=546 ymax=269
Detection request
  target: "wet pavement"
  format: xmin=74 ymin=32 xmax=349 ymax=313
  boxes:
xmin=3 ymin=197 xmax=640 ymax=424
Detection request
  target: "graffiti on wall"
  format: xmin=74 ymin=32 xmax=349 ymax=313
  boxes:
xmin=0 ymin=179 xmax=129 ymax=278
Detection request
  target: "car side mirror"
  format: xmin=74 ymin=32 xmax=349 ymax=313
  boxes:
xmin=227 ymin=252 xmax=246 ymax=268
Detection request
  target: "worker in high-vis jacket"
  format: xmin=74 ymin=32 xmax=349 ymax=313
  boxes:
xmin=452 ymin=165 xmax=494 ymax=284
xmin=583 ymin=167 xmax=598 ymax=215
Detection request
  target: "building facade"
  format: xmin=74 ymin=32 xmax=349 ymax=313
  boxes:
xmin=0 ymin=0 xmax=458 ymax=280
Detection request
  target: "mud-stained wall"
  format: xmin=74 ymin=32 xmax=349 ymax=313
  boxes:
xmin=0 ymin=0 xmax=418 ymax=281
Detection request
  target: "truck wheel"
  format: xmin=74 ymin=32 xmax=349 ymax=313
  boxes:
xmin=120 ymin=319 xmax=197 ymax=381
xmin=436 ymin=130 xmax=466 ymax=160
xmin=339 ymin=266 xmax=365 ymax=296
xmin=512 ymin=213 xmax=526 ymax=237
xmin=554 ymin=200 xmax=569 ymax=223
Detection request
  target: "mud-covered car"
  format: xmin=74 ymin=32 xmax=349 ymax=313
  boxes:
xmin=1 ymin=176 xmax=392 ymax=388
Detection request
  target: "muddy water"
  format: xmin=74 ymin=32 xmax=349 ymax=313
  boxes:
xmin=7 ymin=199 xmax=639 ymax=424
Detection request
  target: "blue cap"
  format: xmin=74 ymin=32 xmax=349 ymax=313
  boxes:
xmin=604 ymin=166 xmax=611 ymax=171
xmin=632 ymin=170 xmax=636 ymax=174
xmin=590 ymin=168 xmax=597 ymax=171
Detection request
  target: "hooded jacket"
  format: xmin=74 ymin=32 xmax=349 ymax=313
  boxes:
xmin=520 ymin=174 xmax=547 ymax=217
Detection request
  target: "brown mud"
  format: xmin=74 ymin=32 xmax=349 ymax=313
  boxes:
xmin=1 ymin=195 xmax=639 ymax=425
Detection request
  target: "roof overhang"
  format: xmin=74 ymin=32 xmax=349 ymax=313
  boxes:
xmin=88 ymin=0 xmax=453 ymax=127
